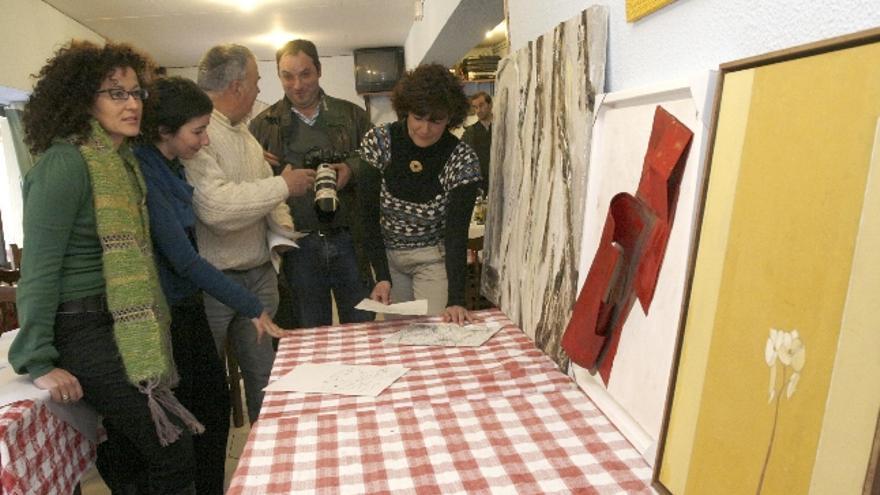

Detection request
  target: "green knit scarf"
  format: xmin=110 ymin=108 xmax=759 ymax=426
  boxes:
xmin=79 ymin=119 xmax=203 ymax=445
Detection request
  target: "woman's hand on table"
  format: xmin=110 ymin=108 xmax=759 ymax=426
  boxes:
xmin=370 ymin=281 xmax=391 ymax=305
xmin=251 ymin=311 xmax=286 ymax=341
xmin=442 ymin=305 xmax=473 ymax=325
xmin=34 ymin=368 xmax=83 ymax=404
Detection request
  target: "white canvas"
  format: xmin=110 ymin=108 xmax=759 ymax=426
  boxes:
xmin=570 ymin=72 xmax=717 ymax=463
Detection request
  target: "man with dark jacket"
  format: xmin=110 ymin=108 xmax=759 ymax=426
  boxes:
xmin=461 ymin=91 xmax=493 ymax=194
xmin=249 ymin=39 xmax=374 ymax=328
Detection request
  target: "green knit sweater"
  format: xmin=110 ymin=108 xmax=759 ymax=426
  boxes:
xmin=10 ymin=142 xmax=105 ymax=379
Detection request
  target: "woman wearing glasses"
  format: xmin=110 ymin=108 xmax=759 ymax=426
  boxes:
xmin=10 ymin=40 xmax=200 ymax=494
xmin=134 ymin=76 xmax=284 ymax=494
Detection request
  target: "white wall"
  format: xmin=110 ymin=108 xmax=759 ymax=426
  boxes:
xmin=0 ymin=117 xmax=24 ymax=247
xmin=0 ymin=0 xmax=104 ymax=94
xmin=508 ymin=0 xmax=880 ymax=92
xmin=404 ymin=0 xmax=462 ymax=68
xmin=167 ymin=54 xmax=364 ymax=110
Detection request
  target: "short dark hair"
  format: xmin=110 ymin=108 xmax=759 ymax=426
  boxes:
xmin=141 ymin=77 xmax=213 ymax=144
xmin=391 ymin=64 xmax=469 ymax=128
xmin=23 ymin=39 xmax=155 ymax=154
xmin=276 ymin=39 xmax=321 ymax=74
xmin=470 ymin=91 xmax=492 ymax=105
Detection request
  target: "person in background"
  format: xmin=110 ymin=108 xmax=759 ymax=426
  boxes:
xmin=135 ymin=76 xmax=284 ymax=494
xmin=461 ymin=91 xmax=492 ymax=194
xmin=249 ymin=39 xmax=374 ymax=328
xmin=359 ymin=64 xmax=482 ymax=325
xmin=183 ymin=44 xmax=310 ymax=423
xmin=10 ymin=40 xmax=200 ymax=494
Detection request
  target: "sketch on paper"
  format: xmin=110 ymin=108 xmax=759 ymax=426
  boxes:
xmin=264 ymin=363 xmax=408 ymax=397
xmin=383 ymin=322 xmax=503 ymax=347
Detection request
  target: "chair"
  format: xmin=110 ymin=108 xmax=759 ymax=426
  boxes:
xmin=225 ymin=342 xmax=245 ymax=428
xmin=465 ymin=236 xmax=491 ymax=310
xmin=0 ymin=279 xmax=17 ymax=333
xmin=10 ymin=244 xmax=21 ymax=269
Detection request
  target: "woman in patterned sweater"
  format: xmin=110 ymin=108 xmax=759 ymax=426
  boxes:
xmin=359 ymin=64 xmax=482 ymax=324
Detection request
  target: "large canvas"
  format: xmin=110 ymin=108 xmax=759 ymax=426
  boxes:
xmin=656 ymin=30 xmax=880 ymax=494
xmin=481 ymin=6 xmax=608 ymax=366
xmin=565 ymin=75 xmax=716 ymax=462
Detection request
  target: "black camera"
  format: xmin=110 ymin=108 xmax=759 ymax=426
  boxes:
xmin=303 ymin=148 xmax=349 ymax=222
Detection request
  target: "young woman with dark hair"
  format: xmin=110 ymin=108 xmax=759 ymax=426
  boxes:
xmin=135 ymin=76 xmax=284 ymax=494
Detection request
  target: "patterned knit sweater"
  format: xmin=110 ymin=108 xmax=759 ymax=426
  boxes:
xmin=359 ymin=121 xmax=481 ymax=307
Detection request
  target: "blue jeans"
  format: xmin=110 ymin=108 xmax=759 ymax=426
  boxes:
xmin=283 ymin=229 xmax=374 ymax=327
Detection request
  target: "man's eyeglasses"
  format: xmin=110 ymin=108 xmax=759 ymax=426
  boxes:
xmin=95 ymin=88 xmax=149 ymax=101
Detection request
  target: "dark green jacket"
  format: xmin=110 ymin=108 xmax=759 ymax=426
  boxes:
xmin=248 ymin=92 xmax=373 ymax=283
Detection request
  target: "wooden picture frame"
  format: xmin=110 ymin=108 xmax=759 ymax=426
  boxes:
xmin=653 ymin=27 xmax=880 ymax=494
xmin=626 ymin=0 xmax=676 ymax=22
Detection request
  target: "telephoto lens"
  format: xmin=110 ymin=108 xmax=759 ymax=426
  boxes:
xmin=314 ymin=163 xmax=339 ymax=222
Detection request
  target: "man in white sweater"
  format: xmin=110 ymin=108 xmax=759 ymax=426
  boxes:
xmin=184 ymin=44 xmax=315 ymax=422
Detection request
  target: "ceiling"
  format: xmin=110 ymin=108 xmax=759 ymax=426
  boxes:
xmin=43 ymin=0 xmax=417 ymax=67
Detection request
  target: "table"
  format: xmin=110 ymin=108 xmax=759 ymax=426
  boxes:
xmin=0 ymin=330 xmax=97 ymax=495
xmin=0 ymin=400 xmax=95 ymax=495
xmin=229 ymin=309 xmax=652 ymax=494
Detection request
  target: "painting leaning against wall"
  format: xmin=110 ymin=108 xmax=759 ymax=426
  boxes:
xmin=480 ymin=5 xmax=608 ymax=368
xmin=655 ymin=28 xmax=880 ymax=495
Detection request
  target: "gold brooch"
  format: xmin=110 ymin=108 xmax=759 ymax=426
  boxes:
xmin=409 ymin=160 xmax=423 ymax=173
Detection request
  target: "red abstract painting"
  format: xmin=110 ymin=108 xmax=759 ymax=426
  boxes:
xmin=562 ymin=106 xmax=693 ymax=382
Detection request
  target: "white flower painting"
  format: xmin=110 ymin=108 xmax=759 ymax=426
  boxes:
xmin=758 ymin=328 xmax=807 ymax=493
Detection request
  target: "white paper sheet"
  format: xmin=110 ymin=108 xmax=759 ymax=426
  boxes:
xmin=383 ymin=322 xmax=503 ymax=347
xmin=267 ymin=230 xmax=306 ymax=273
xmin=355 ymin=298 xmax=428 ymax=316
xmin=263 ymin=363 xmax=408 ymax=397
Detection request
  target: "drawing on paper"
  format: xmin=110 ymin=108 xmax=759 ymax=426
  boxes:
xmin=383 ymin=322 xmax=503 ymax=347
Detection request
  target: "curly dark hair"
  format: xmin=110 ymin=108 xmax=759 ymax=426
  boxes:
xmin=140 ymin=76 xmax=213 ymax=144
xmin=23 ymin=39 xmax=156 ymax=154
xmin=391 ymin=63 xmax=469 ymax=128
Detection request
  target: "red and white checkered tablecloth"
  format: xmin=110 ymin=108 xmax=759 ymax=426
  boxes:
xmin=260 ymin=310 xmax=569 ymax=419
xmin=0 ymin=399 xmax=95 ymax=495
xmin=230 ymin=309 xmax=652 ymax=494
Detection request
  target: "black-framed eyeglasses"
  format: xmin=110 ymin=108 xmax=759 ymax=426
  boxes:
xmin=95 ymin=88 xmax=149 ymax=101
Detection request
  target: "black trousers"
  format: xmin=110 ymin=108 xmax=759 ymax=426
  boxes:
xmin=54 ymin=309 xmax=196 ymax=494
xmin=168 ymin=296 xmax=231 ymax=495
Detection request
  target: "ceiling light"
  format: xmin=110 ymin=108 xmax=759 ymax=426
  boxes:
xmin=484 ymin=20 xmax=507 ymax=40
xmin=252 ymin=28 xmax=299 ymax=48
xmin=208 ymin=0 xmax=268 ymax=13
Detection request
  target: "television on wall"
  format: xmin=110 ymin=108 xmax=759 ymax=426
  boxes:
xmin=353 ymin=47 xmax=405 ymax=94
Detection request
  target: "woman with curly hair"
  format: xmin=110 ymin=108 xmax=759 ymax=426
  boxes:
xmin=9 ymin=40 xmax=201 ymax=494
xmin=359 ymin=64 xmax=482 ymax=324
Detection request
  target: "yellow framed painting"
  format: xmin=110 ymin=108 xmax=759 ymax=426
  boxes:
xmin=654 ymin=28 xmax=880 ymax=494
xmin=626 ymin=0 xmax=676 ymax=22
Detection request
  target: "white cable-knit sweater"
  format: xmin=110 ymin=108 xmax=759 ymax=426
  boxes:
xmin=183 ymin=109 xmax=294 ymax=271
